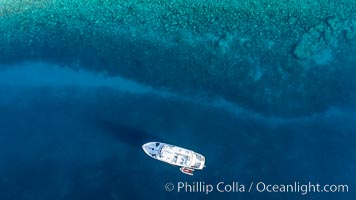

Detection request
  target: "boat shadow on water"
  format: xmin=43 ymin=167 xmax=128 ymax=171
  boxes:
xmin=93 ymin=118 xmax=161 ymax=149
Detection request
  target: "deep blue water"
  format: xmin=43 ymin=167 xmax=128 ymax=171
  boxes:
xmin=0 ymin=62 xmax=355 ymax=200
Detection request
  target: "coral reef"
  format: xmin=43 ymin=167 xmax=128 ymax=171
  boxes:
xmin=0 ymin=0 xmax=355 ymax=116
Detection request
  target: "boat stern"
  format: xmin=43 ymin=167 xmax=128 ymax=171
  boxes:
xmin=191 ymin=153 xmax=205 ymax=170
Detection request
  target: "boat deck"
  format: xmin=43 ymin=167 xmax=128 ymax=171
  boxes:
xmin=159 ymin=144 xmax=193 ymax=166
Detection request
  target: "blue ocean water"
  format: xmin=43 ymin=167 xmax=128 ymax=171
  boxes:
xmin=0 ymin=62 xmax=355 ymax=199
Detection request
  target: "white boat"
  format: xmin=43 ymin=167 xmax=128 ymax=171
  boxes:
xmin=142 ymin=142 xmax=206 ymax=175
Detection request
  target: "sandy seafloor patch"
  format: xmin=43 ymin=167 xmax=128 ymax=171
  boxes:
xmin=0 ymin=62 xmax=354 ymax=199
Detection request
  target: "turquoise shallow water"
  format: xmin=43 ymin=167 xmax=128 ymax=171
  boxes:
xmin=0 ymin=63 xmax=355 ymax=199
xmin=1 ymin=0 xmax=356 ymax=116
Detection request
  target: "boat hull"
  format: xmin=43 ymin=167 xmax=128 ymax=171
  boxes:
xmin=142 ymin=142 xmax=205 ymax=170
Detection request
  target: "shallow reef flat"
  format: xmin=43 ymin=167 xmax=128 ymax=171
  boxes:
xmin=0 ymin=0 xmax=355 ymax=116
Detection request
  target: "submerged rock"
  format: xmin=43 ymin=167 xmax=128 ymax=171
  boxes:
xmin=293 ymin=17 xmax=353 ymax=65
